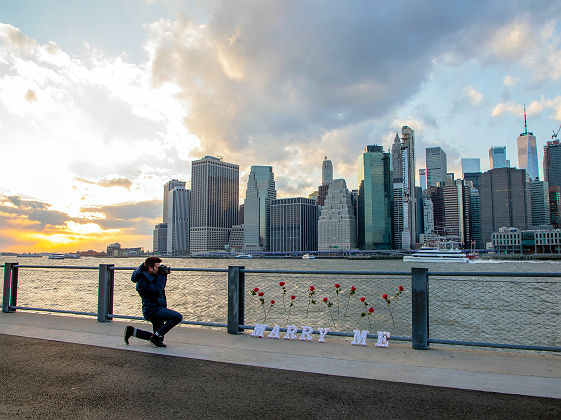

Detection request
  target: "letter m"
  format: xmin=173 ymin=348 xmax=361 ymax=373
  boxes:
xmin=351 ymin=329 xmax=369 ymax=346
xmin=251 ymin=323 xmax=268 ymax=338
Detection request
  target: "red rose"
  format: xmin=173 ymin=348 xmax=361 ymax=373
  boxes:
xmin=310 ymin=285 xmax=315 ymax=291
xmin=323 ymin=297 xmax=328 ymax=303
xmin=399 ymin=285 xmax=404 ymax=292
xmin=335 ymin=283 xmax=340 ymax=288
xmin=291 ymin=295 xmax=296 ymax=300
xmin=382 ymin=294 xmax=388 ymax=300
xmin=351 ymin=286 xmax=356 ymax=292
xmin=253 ymin=287 xmax=259 ymax=293
xmin=368 ymin=307 xmax=374 ymax=313
xmin=258 ymin=291 xmax=264 ymax=297
xmin=279 ymin=282 xmax=285 ymax=287
xmin=271 ymin=300 xmax=275 ymax=305
xmin=360 ymin=297 xmax=366 ymax=302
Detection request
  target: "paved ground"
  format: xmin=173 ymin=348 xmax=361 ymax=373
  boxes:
xmin=1 ymin=312 xmax=561 ymax=418
xmin=1 ymin=334 xmax=561 ymax=419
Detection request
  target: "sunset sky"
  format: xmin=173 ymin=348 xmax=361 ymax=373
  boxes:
xmin=1 ymin=1 xmax=561 ymax=252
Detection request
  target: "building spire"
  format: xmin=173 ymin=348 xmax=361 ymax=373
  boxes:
xmin=524 ymin=104 xmax=528 ymax=135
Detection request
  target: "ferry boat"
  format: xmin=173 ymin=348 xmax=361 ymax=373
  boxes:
xmin=63 ymin=253 xmax=81 ymax=259
xmin=234 ymin=254 xmax=253 ymax=259
xmin=17 ymin=253 xmax=42 ymax=258
xmin=301 ymin=254 xmax=316 ymax=259
xmin=403 ymin=248 xmax=469 ymax=263
xmin=48 ymin=253 xmax=65 ymax=259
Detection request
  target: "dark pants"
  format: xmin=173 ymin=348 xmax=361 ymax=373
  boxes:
xmin=134 ymin=308 xmax=183 ymax=341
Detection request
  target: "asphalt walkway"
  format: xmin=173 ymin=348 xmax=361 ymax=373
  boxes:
xmin=1 ymin=312 xmax=560 ymax=418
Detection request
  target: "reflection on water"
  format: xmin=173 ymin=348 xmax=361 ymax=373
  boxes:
xmin=2 ymin=256 xmax=560 ymax=347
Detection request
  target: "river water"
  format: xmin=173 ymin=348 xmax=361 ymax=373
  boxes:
xmin=2 ymin=256 xmax=560 ymax=349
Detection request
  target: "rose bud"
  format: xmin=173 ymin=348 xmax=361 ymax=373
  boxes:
xmin=398 ymin=286 xmax=404 ymax=292
xmin=360 ymin=297 xmax=366 ymax=302
xmin=271 ymin=300 xmax=275 ymax=304
xmin=382 ymin=294 xmax=388 ymax=300
xmin=258 ymin=292 xmax=264 ymax=296
xmin=279 ymin=282 xmax=285 ymax=287
xmin=310 ymin=285 xmax=315 ymax=291
xmin=351 ymin=286 xmax=356 ymax=292
xmin=323 ymin=297 xmax=328 ymax=303
xmin=335 ymin=283 xmax=340 ymax=288
xmin=368 ymin=307 xmax=374 ymax=313
xmin=253 ymin=287 xmax=259 ymax=293
xmin=291 ymin=295 xmax=296 ymax=300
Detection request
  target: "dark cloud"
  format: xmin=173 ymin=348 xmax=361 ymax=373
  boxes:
xmin=74 ymin=176 xmax=133 ymax=189
xmin=0 ymin=195 xmax=69 ymax=229
xmin=149 ymin=0 xmax=559 ymax=172
xmin=81 ymin=200 xmax=162 ymax=221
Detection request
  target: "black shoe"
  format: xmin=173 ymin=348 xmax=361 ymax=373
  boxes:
xmin=149 ymin=334 xmax=167 ymax=348
xmin=124 ymin=326 xmax=134 ymax=345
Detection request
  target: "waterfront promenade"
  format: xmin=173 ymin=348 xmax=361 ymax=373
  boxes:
xmin=1 ymin=312 xmax=560 ymax=418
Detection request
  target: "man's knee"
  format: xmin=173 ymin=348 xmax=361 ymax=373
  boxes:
xmin=175 ymin=312 xmax=183 ymax=323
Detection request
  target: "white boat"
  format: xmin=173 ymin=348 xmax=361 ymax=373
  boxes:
xmin=48 ymin=253 xmax=65 ymax=259
xmin=403 ymin=248 xmax=469 ymax=263
xmin=63 ymin=253 xmax=80 ymax=259
xmin=234 ymin=254 xmax=253 ymax=259
xmin=302 ymin=254 xmax=316 ymax=259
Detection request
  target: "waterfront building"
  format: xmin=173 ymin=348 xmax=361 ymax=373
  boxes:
xmin=517 ymin=107 xmax=539 ymax=180
xmin=426 ymin=147 xmax=447 ymax=188
xmin=492 ymin=227 xmax=561 ymax=254
xmin=357 ymin=145 xmax=392 ymax=249
xmin=422 ymin=196 xmax=434 ymax=236
xmin=317 ymin=157 xmax=334 ymax=207
xmin=228 ymin=224 xmax=244 ymax=252
xmin=480 ymin=167 xmax=528 ymax=245
xmin=419 ymin=169 xmax=426 ymax=190
xmin=390 ymin=127 xmax=417 ymax=249
xmin=163 ymin=180 xmax=185 ymax=224
xmin=167 ymin=186 xmax=190 ymax=255
xmin=469 ymin=187 xmax=482 ymax=249
xmin=270 ymin=198 xmax=318 ymax=252
xmin=243 ymin=166 xmax=276 ymax=252
xmin=461 ymin=158 xmax=480 ymax=176
xmin=442 ymin=178 xmax=471 ymax=248
xmin=489 ymin=146 xmax=507 ymax=170
xmin=549 ymin=186 xmax=561 ymax=229
xmin=318 ymin=178 xmax=357 ymax=251
xmin=190 ymin=156 xmax=239 ymax=253
xmin=427 ymin=186 xmax=445 ymax=236
xmin=415 ymin=186 xmax=424 ymax=243
xmin=153 ymin=223 xmax=168 ymax=254
xmin=527 ymin=179 xmax=551 ymax=227
xmin=238 ymin=204 xmax=244 ymax=225
xmin=543 ymin=140 xmax=561 ymax=188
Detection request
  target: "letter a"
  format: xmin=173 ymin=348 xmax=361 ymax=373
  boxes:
xmin=268 ymin=325 xmax=281 ymax=339
xmin=251 ymin=323 xmax=267 ymax=338
xmin=351 ymin=329 xmax=368 ymax=346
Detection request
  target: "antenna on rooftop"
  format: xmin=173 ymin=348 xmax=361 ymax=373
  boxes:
xmin=553 ymin=125 xmax=561 ymax=140
xmin=523 ymin=104 xmax=528 ymax=135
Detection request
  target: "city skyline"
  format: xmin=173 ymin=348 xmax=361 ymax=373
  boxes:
xmin=1 ymin=1 xmax=561 ymax=252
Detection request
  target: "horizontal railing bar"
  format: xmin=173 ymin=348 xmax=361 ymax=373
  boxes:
xmin=428 ymin=271 xmax=561 ymax=278
xmin=110 ymin=267 xmax=229 ymax=273
xmin=12 ymin=306 xmax=98 ymax=317
xmin=428 ymin=338 xmax=561 ymax=352
xmin=429 ymin=278 xmax=560 ymax=283
xmin=241 ymin=269 xmax=411 ymax=275
xmin=109 ymin=313 xmax=227 ymax=328
xmin=239 ymin=324 xmax=411 ymax=341
xmin=16 ymin=265 xmax=99 ymax=270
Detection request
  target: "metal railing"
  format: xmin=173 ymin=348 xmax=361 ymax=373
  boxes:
xmin=2 ymin=262 xmax=560 ymax=352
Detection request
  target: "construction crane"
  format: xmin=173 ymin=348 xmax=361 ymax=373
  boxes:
xmin=553 ymin=125 xmax=561 ymax=140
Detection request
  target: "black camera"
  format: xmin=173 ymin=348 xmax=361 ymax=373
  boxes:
xmin=158 ymin=264 xmax=171 ymax=275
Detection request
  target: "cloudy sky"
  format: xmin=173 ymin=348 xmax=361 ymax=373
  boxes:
xmin=1 ymin=0 xmax=561 ymax=252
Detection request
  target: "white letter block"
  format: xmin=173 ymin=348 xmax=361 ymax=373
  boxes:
xmin=251 ymin=323 xmax=267 ymax=338
xmin=268 ymin=325 xmax=281 ymax=339
xmin=318 ymin=328 xmax=330 ymax=343
xmin=284 ymin=325 xmax=298 ymax=340
xmin=299 ymin=326 xmax=314 ymax=341
xmin=376 ymin=331 xmax=390 ymax=347
xmin=351 ymin=329 xmax=369 ymax=346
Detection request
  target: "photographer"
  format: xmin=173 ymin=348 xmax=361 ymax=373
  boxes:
xmin=124 ymin=257 xmax=183 ymax=348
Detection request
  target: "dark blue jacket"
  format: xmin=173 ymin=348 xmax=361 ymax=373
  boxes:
xmin=131 ymin=264 xmax=167 ymax=320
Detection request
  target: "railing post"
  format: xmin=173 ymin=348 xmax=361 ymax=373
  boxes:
xmin=227 ymin=265 xmax=245 ymax=334
xmin=98 ymin=264 xmax=114 ymax=322
xmin=3 ymin=263 xmax=18 ymax=313
xmin=411 ymin=267 xmax=429 ymax=350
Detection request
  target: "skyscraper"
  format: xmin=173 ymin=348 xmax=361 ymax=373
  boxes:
xmin=357 ymin=145 xmax=392 ymax=249
xmin=527 ymin=179 xmax=551 ymax=227
xmin=166 ymin=186 xmax=190 ymax=255
xmin=190 ymin=156 xmax=239 ymax=253
xmin=318 ymin=179 xmax=357 ymax=251
xmin=543 ymin=140 xmax=561 ymax=188
xmin=461 ymin=158 xmax=481 ymax=176
xmin=426 ymin=147 xmax=447 ymax=188
xmin=243 ymin=166 xmax=276 ymax=252
xmin=489 ymin=146 xmax=507 ymax=170
xmin=318 ymin=157 xmax=334 ymax=207
xmin=270 ymin=198 xmax=318 ymax=252
xmin=391 ymin=127 xmax=417 ymax=249
xmin=442 ymin=178 xmax=471 ymax=247
xmin=480 ymin=168 xmax=528 ymax=244
xmin=469 ymin=187 xmax=482 ymax=249
xmin=153 ymin=223 xmax=168 ymax=254
xmin=163 ymin=180 xmax=185 ymax=224
xmin=517 ymin=107 xmax=539 ymax=180
xmin=419 ymin=169 xmax=426 ymax=190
